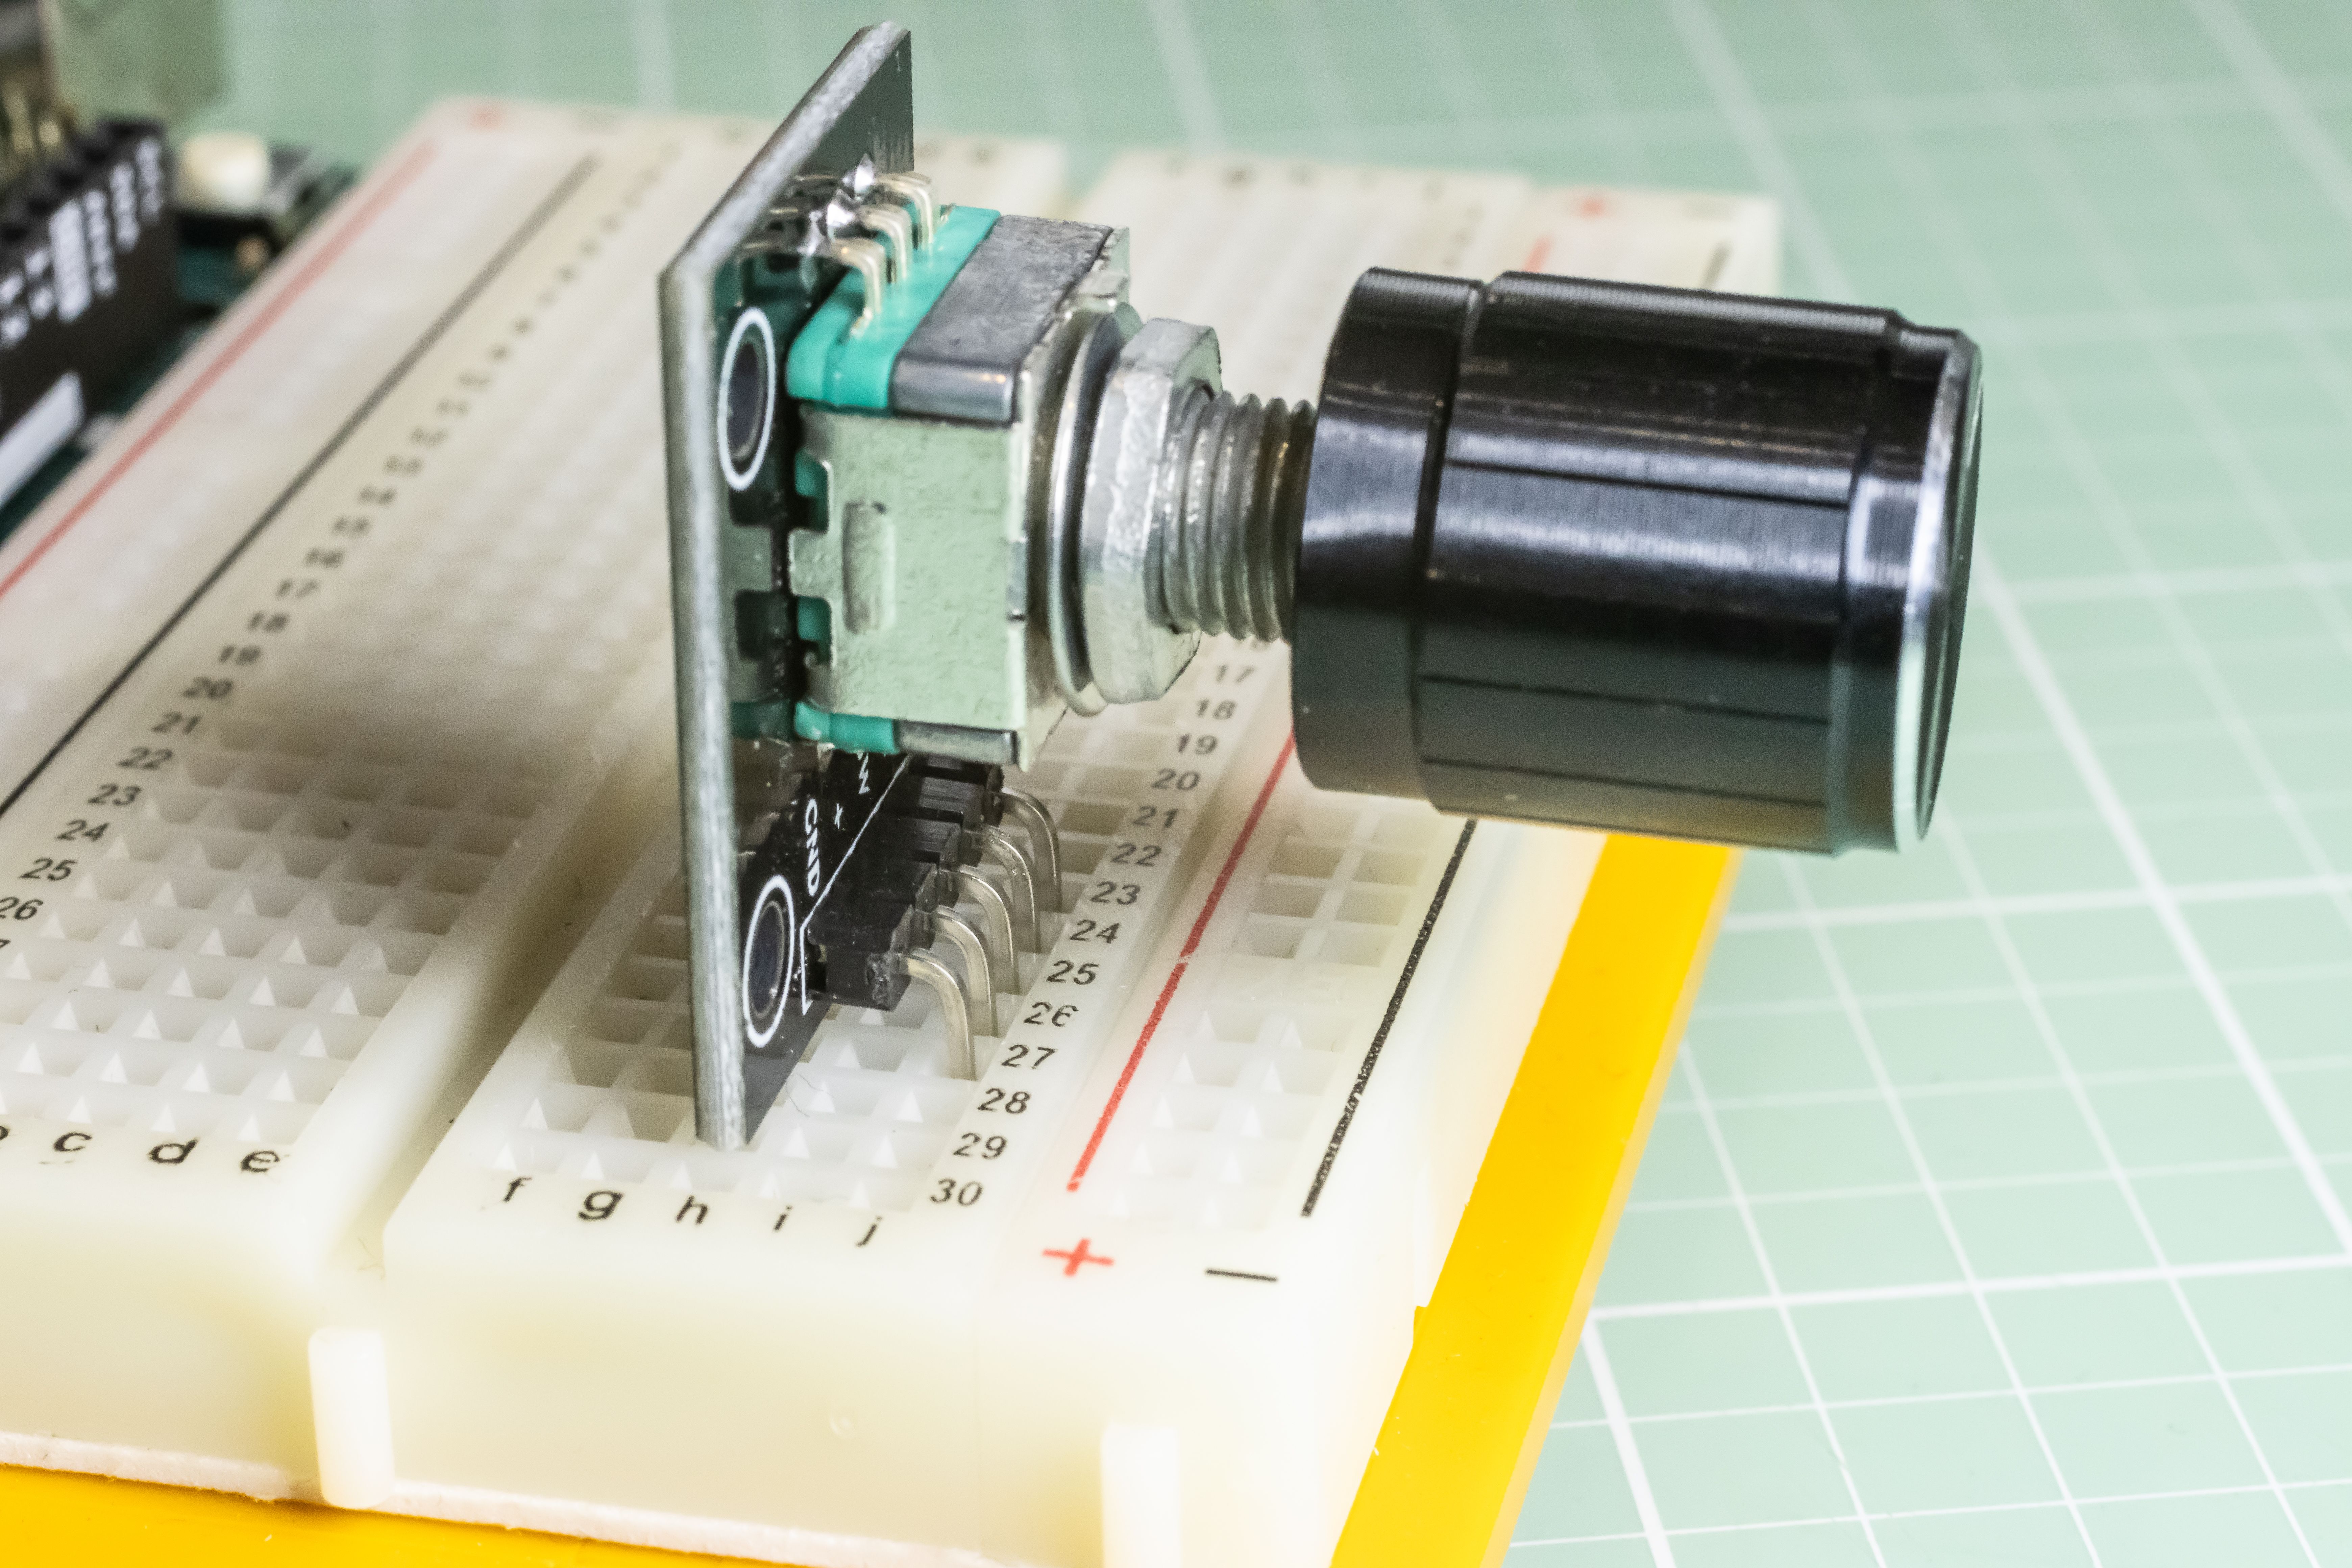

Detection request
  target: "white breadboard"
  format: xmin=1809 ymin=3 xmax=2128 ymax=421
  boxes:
xmin=0 ymin=108 xmax=1773 ymax=1567
xmin=1076 ymin=151 xmax=1778 ymax=406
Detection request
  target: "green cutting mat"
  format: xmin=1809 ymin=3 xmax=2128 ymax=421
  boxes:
xmin=186 ymin=2 xmax=2352 ymax=1563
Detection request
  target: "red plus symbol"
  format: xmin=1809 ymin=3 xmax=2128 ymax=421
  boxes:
xmin=1044 ymin=1238 xmax=1114 ymax=1277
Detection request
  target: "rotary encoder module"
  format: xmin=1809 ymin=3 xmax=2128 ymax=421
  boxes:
xmin=665 ymin=24 xmax=1983 ymax=1149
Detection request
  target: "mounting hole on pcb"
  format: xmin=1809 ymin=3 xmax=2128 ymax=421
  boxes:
xmin=717 ymin=308 xmax=776 ymax=491
xmin=741 ymin=875 xmax=794 ymax=1046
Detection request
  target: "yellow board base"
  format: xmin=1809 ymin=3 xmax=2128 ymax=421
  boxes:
xmin=0 ymin=835 xmax=1734 ymax=1568
xmin=1336 ymin=835 xmax=1737 ymax=1568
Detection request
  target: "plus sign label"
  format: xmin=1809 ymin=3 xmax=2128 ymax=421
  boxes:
xmin=1043 ymin=1238 xmax=1114 ymax=1276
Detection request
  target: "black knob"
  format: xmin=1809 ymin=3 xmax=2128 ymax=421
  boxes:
xmin=1292 ymin=268 xmax=1982 ymax=854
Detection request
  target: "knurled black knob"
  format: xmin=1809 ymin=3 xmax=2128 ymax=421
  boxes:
xmin=1291 ymin=267 xmax=1982 ymax=854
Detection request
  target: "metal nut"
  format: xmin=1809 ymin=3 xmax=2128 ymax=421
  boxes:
xmin=1077 ymin=318 xmax=1221 ymax=703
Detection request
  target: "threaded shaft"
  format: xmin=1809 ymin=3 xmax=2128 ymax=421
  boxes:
xmin=1148 ymin=389 xmax=1315 ymax=643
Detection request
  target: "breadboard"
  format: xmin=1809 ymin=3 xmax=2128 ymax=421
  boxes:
xmin=1074 ymin=152 xmax=1776 ymax=406
xmin=128 ymin=4 xmax=2352 ymax=1561
xmin=0 ymin=100 xmax=764 ymax=1488
xmin=0 ymin=108 xmax=1766 ymax=1566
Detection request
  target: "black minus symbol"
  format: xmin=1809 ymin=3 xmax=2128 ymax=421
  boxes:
xmin=1205 ymin=1268 xmax=1278 ymax=1283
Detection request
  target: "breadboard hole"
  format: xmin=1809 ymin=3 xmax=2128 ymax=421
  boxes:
xmin=1052 ymin=802 xmax=1123 ymax=839
xmin=1239 ymin=921 xmax=1301 ymax=959
xmin=1305 ymin=927 xmax=1391 ymax=968
xmin=1250 ymin=881 xmax=1327 ymax=920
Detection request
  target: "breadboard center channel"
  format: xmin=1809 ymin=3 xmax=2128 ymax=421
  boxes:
xmin=0 ymin=102 xmax=1774 ymax=1567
